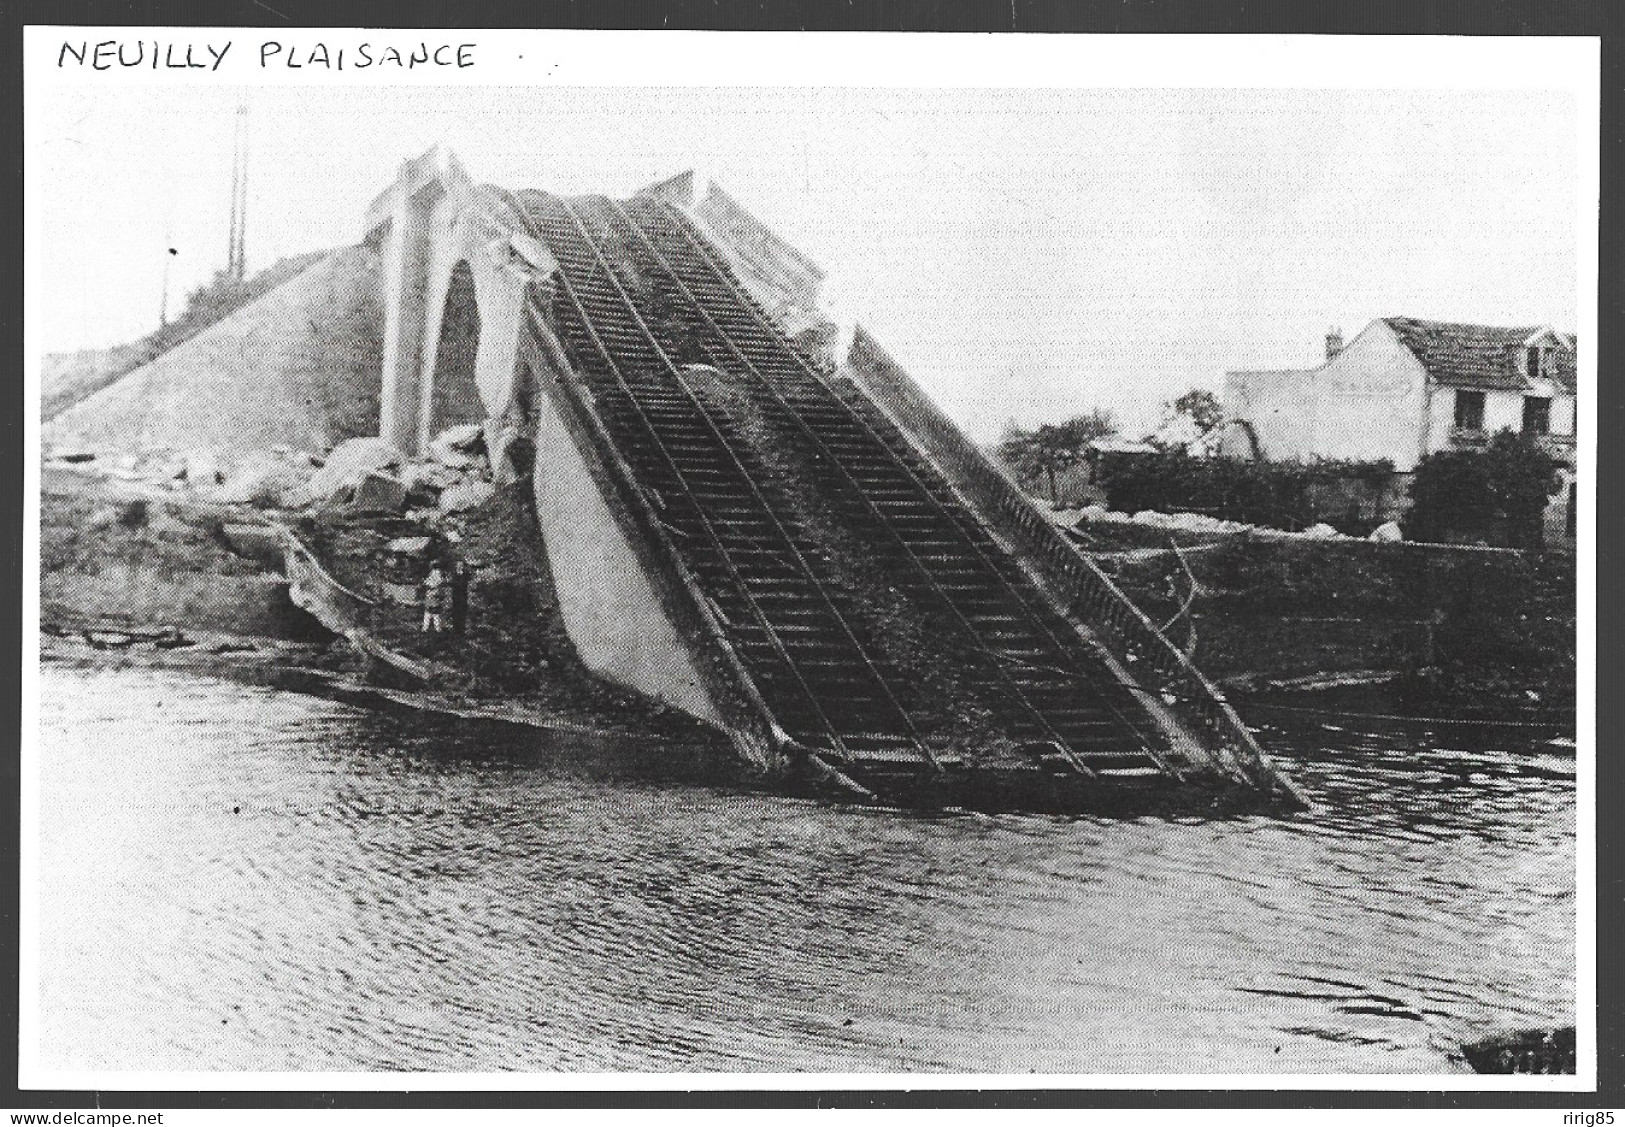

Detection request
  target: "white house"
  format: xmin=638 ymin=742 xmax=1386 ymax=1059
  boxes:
xmin=1222 ymin=316 xmax=1578 ymax=540
xmin=1223 ymin=317 xmax=1576 ymax=471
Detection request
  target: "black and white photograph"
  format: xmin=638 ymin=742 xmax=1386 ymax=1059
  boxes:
xmin=20 ymin=27 xmax=1599 ymax=1091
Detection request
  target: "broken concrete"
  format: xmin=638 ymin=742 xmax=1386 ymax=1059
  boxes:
xmin=438 ymin=480 xmax=496 ymax=513
xmin=212 ymin=449 xmax=318 ymax=507
xmin=351 ymin=471 xmax=409 ymax=514
xmin=429 ymin=422 xmax=484 ymax=463
xmin=304 ymin=437 xmax=405 ymax=503
xmin=183 ymin=450 xmax=226 ymax=487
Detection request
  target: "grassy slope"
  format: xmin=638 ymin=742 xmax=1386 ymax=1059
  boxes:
xmin=45 ymin=246 xmax=382 ymax=454
xmin=41 ymin=251 xmax=329 ymax=423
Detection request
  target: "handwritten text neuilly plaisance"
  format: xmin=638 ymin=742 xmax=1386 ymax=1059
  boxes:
xmin=57 ymin=39 xmax=476 ymax=72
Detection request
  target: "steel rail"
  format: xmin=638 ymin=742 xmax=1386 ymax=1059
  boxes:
xmin=821 ymin=325 xmax=1306 ymax=800
xmin=492 ymin=186 xmax=846 ymax=765
xmin=555 ymin=194 xmax=939 ymax=770
xmin=609 ymin=196 xmax=1126 ymax=779
xmin=643 ymin=197 xmax=1167 ymax=756
xmin=637 ymin=197 xmax=1183 ymax=774
xmin=539 ymin=190 xmax=937 ymax=770
xmin=514 ymin=296 xmax=811 ymax=772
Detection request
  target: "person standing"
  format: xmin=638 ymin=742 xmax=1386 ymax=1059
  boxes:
xmin=420 ymin=561 xmax=450 ymax=633
xmin=449 ymin=558 xmax=470 ymax=634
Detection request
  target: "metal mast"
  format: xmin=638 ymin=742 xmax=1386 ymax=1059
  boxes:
xmin=226 ymin=104 xmax=249 ymax=281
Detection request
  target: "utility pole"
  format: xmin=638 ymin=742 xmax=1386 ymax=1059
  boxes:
xmin=159 ymin=243 xmax=177 ymax=328
xmin=226 ymin=103 xmax=249 ymax=282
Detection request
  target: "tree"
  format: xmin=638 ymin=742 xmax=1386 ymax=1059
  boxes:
xmin=1170 ymin=389 xmax=1224 ymax=434
xmin=996 ymin=409 xmax=1117 ymax=504
xmin=1148 ymin=389 xmax=1225 ymax=454
xmin=1407 ymin=429 xmax=1561 ymax=549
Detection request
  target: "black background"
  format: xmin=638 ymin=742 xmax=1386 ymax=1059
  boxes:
xmin=3 ymin=0 xmax=1615 ymax=1111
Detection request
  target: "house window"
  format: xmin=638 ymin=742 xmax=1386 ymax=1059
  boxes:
xmin=1454 ymin=390 xmax=1485 ymax=431
xmin=1526 ymin=345 xmax=1545 ymax=380
xmin=1523 ymin=396 xmax=1552 ymax=436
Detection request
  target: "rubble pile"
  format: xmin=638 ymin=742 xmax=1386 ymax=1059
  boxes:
xmin=44 ymin=443 xmax=316 ymax=506
xmin=288 ymin=426 xmax=703 ymax=737
xmin=303 ymin=425 xmax=494 ymax=516
xmin=43 ymin=420 xmax=499 ymax=521
xmin=40 ymin=422 xmax=501 ymax=647
xmin=45 ymin=418 xmax=708 ymax=736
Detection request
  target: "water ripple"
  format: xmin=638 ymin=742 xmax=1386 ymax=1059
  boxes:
xmin=36 ymin=666 xmax=1573 ymax=1073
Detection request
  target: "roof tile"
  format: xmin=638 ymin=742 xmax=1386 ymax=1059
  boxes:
xmin=1384 ymin=316 xmax=1575 ymax=394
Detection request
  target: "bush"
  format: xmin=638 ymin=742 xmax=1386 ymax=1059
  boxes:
xmin=1096 ymin=452 xmax=1394 ymax=532
xmin=1406 ymin=430 xmax=1561 ymax=549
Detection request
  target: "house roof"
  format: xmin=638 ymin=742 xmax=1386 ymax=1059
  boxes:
xmin=1383 ymin=316 xmax=1576 ymax=394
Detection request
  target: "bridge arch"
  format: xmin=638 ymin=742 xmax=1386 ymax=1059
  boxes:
xmin=367 ymin=149 xmax=540 ymax=457
xmin=424 ymin=258 xmax=484 ymax=438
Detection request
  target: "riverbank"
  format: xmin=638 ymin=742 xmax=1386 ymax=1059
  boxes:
xmin=1093 ymin=531 xmax=1576 ymax=732
xmin=40 ymin=461 xmax=1577 ymax=746
xmin=38 ymin=471 xmax=729 ymax=750
xmin=40 ymin=475 xmax=322 ymax=640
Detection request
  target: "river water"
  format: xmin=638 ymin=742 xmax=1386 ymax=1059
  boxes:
xmin=35 ymin=664 xmax=1575 ymax=1074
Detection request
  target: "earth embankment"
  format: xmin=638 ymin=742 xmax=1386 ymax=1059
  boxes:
xmin=45 ymin=245 xmax=382 ymax=456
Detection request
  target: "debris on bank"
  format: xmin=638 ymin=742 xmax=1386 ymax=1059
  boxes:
xmin=1053 ymin=503 xmax=1356 ymax=543
xmin=289 ymin=430 xmax=710 ymax=740
xmin=1461 ymin=1027 xmax=1575 ymax=1074
xmin=39 ymin=426 xmax=725 ymax=746
xmin=1055 ymin=502 xmax=1516 ymax=553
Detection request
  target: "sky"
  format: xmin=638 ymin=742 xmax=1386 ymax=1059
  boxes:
xmin=28 ymin=83 xmax=1579 ymax=441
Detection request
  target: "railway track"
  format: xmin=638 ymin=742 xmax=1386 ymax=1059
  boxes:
xmin=496 ymin=186 xmax=1254 ymax=794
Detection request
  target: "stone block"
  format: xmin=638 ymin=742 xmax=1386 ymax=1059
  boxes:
xmin=438 ymin=480 xmax=496 ymax=513
xmin=351 ymin=470 xmax=408 ymax=514
xmin=213 ymin=450 xmax=315 ymax=507
xmin=305 ymin=437 xmax=405 ymax=502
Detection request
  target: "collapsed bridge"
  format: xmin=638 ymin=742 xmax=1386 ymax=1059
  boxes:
xmin=365 ymin=148 xmax=1303 ymax=809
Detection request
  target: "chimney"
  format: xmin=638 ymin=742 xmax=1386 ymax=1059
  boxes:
xmin=1325 ymin=326 xmax=1344 ymax=361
